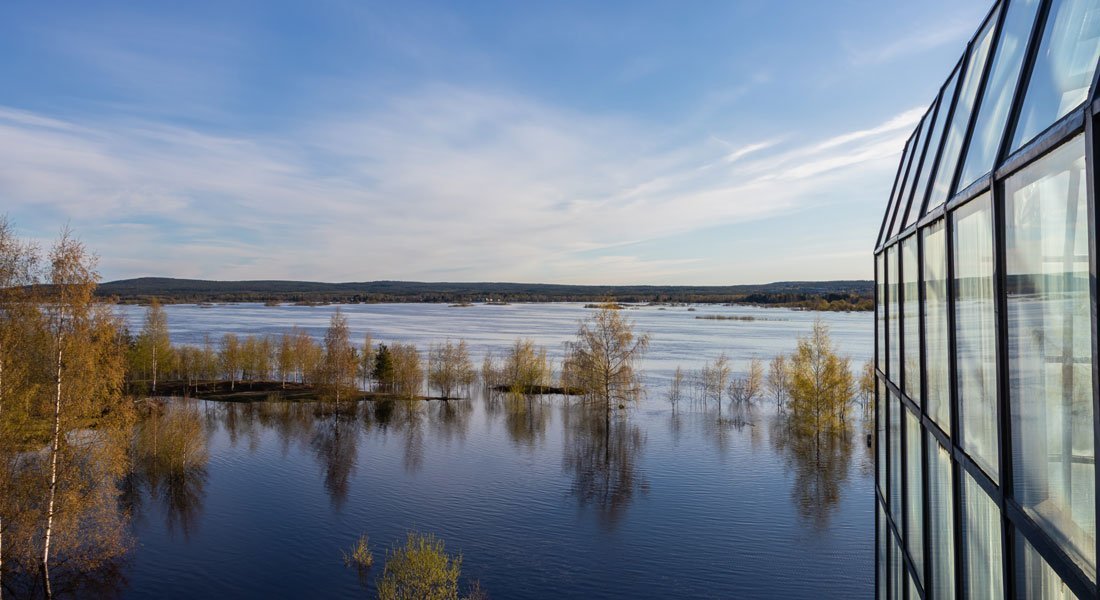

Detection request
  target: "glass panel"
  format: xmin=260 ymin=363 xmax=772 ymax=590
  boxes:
xmin=909 ymin=577 xmax=920 ymax=600
xmin=959 ymin=0 xmax=1044 ymax=188
xmin=889 ymin=245 xmax=901 ymax=382
xmin=1012 ymin=0 xmax=1100 ymax=151
xmin=1016 ymin=533 xmax=1083 ymax=599
xmin=905 ymin=409 xmax=924 ymax=582
xmin=963 ymin=472 xmax=1004 ymax=599
xmin=879 ymin=252 xmax=888 ymax=372
xmin=879 ymin=378 xmax=888 ymax=495
xmin=902 ymin=114 xmax=935 ymax=229
xmin=923 ymin=221 xmax=951 ymax=433
xmin=891 ymin=134 xmax=921 ymax=240
xmin=902 ymin=236 xmax=921 ymax=400
xmin=892 ymin=534 xmax=907 ymax=600
xmin=891 ymin=392 xmax=903 ymax=524
xmin=953 ymin=193 xmax=1000 ymax=481
xmin=916 ymin=68 xmax=962 ymax=216
xmin=1006 ymin=136 xmax=1096 ymax=579
xmin=929 ymin=441 xmax=956 ymax=599
xmin=879 ymin=502 xmax=889 ymax=600
xmin=930 ymin=13 xmax=1000 ymax=207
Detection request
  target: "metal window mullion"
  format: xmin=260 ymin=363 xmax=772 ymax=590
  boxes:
xmin=917 ymin=228 xmax=934 ymax=593
xmin=945 ymin=206 xmax=965 ymax=600
xmin=991 ymin=135 xmax=1014 ymax=599
xmin=1086 ymin=109 xmax=1100 ymax=597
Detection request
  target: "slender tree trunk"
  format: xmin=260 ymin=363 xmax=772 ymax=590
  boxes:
xmin=42 ymin=332 xmax=63 ymax=599
xmin=152 ymin=343 xmax=157 ymax=394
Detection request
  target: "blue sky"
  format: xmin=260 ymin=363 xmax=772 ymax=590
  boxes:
xmin=0 ymin=0 xmax=990 ymax=284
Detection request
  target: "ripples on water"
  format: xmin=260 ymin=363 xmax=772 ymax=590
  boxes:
xmin=113 ymin=303 xmax=874 ymax=599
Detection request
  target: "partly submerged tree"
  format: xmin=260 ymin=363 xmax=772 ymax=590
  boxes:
xmin=502 ymin=338 xmax=550 ymax=395
xmin=320 ymin=309 xmax=358 ymax=406
xmin=132 ymin=298 xmax=172 ymax=394
xmin=562 ymin=305 xmax=649 ymax=423
xmin=767 ymin=354 xmax=791 ymax=409
xmin=373 ymin=344 xmax=395 ymax=394
xmin=389 ymin=344 xmax=423 ymax=399
xmin=377 ymin=532 xmax=462 ymax=600
xmin=728 ymin=358 xmax=764 ymax=407
xmin=785 ymin=319 xmax=855 ymax=461
xmin=427 ymin=340 xmax=475 ymax=399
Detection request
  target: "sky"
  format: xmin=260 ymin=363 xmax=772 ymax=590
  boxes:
xmin=0 ymin=0 xmax=991 ymax=285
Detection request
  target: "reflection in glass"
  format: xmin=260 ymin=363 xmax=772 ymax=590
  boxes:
xmin=953 ymin=193 xmax=999 ymax=481
xmin=891 ymin=533 xmax=906 ymax=599
xmin=878 ymin=503 xmax=888 ymax=600
xmin=877 ymin=252 xmax=887 ymax=371
xmin=904 ymin=409 xmax=923 ymax=583
xmin=959 ymin=0 xmax=1043 ymax=188
xmin=889 ymin=137 xmax=918 ymax=240
xmin=963 ymin=472 xmax=1004 ymax=599
xmin=1006 ymin=136 xmax=1096 ymax=578
xmin=1016 ymin=533 xmax=1084 ymax=599
xmin=899 ymin=114 xmax=932 ymax=229
xmin=877 ymin=378 xmax=887 ymax=495
xmin=901 ymin=236 xmax=921 ymax=400
xmin=930 ymin=13 xmax=999 ymax=206
xmin=888 ymin=245 xmax=900 ymax=382
xmin=923 ymin=220 xmax=951 ymax=433
xmin=890 ymin=393 xmax=902 ymax=524
xmin=916 ymin=67 xmax=962 ymax=214
xmin=963 ymin=473 xmax=1007 ymax=598
xmin=1012 ymin=0 xmax=1100 ymax=150
xmin=928 ymin=440 xmax=956 ymax=599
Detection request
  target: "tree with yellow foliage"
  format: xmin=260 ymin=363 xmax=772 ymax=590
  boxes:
xmin=785 ymin=319 xmax=854 ymax=463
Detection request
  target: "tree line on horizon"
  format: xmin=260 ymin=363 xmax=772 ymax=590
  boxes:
xmin=94 ymin=277 xmax=874 ymax=311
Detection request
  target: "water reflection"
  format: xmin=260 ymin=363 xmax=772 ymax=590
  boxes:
xmin=2 ymin=428 xmax=132 ymax=598
xmin=562 ymin=402 xmax=648 ymax=528
xmin=770 ymin=414 xmax=854 ymax=530
xmin=310 ymin=413 xmax=359 ymax=510
xmin=503 ymin=394 xmax=550 ymax=450
xmin=123 ymin=400 xmax=210 ymax=541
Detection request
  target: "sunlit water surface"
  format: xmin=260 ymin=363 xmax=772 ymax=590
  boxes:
xmin=114 ymin=302 xmax=874 ymax=599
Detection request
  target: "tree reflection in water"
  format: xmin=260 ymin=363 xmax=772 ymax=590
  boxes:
xmin=561 ymin=401 xmax=648 ymax=529
xmin=769 ymin=414 xmax=854 ymax=530
xmin=3 ymin=428 xmax=132 ymax=598
xmin=123 ymin=399 xmax=210 ymax=542
xmin=503 ymin=393 xmax=550 ymax=450
xmin=310 ymin=408 xmax=359 ymax=510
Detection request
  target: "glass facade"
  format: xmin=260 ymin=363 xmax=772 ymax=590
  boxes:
xmin=876 ymin=2 xmax=1100 ymax=598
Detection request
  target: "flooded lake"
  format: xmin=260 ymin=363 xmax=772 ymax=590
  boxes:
xmin=115 ymin=302 xmax=874 ymax=599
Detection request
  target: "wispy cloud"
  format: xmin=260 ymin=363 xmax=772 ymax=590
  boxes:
xmin=0 ymin=82 xmax=912 ymax=284
xmin=844 ymin=18 xmax=979 ymax=67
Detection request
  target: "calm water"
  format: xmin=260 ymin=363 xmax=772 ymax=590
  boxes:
xmin=115 ymin=302 xmax=874 ymax=599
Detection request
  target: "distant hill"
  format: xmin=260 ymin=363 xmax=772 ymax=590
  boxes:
xmin=96 ymin=277 xmax=873 ymax=311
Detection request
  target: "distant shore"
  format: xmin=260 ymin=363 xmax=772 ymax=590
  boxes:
xmin=99 ymin=277 xmax=873 ymax=312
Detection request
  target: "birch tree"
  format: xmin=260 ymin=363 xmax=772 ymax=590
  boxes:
xmin=40 ymin=230 xmax=131 ymax=597
xmin=562 ymin=305 xmax=649 ymax=424
xmin=134 ymin=299 xmax=171 ymax=394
